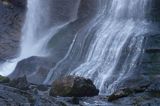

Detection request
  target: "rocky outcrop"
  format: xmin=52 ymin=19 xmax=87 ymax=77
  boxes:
xmin=0 ymin=75 xmax=159 ymax=106
xmin=106 ymin=33 xmax=160 ymax=105
xmin=49 ymin=76 xmax=99 ymax=97
xmin=0 ymin=84 xmax=34 ymax=105
xmin=0 ymin=81 xmax=67 ymax=106
xmin=9 ymin=76 xmax=29 ymax=90
xmin=107 ymin=79 xmax=160 ymax=105
xmin=9 ymin=56 xmax=53 ymax=84
xmin=108 ymin=85 xmax=149 ymax=102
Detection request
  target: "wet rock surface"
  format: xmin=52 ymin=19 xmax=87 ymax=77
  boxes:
xmin=139 ymin=34 xmax=160 ymax=77
xmin=106 ymin=78 xmax=160 ymax=105
xmin=9 ymin=56 xmax=53 ymax=84
xmin=104 ymin=33 xmax=160 ymax=105
xmin=108 ymin=85 xmax=149 ymax=102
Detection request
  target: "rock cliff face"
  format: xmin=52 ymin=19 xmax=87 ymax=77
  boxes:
xmin=0 ymin=0 xmax=26 ymax=61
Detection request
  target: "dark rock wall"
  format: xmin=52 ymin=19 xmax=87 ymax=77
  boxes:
xmin=149 ymin=0 xmax=160 ymax=22
xmin=139 ymin=34 xmax=160 ymax=80
xmin=0 ymin=0 xmax=26 ymax=61
xmin=139 ymin=0 xmax=160 ymax=80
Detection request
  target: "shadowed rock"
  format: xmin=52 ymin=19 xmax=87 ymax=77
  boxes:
xmin=50 ymin=76 xmax=99 ymax=97
xmin=9 ymin=76 xmax=29 ymax=90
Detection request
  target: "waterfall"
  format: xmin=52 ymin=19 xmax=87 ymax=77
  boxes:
xmin=72 ymin=0 xmax=150 ymax=94
xmin=0 ymin=0 xmax=80 ymax=76
xmin=0 ymin=0 xmax=51 ymax=76
xmin=71 ymin=0 xmax=150 ymax=94
xmin=0 ymin=0 xmax=54 ymax=76
xmin=0 ymin=0 xmax=150 ymax=95
xmin=44 ymin=0 xmax=150 ymax=95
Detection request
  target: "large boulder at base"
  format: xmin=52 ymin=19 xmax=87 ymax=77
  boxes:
xmin=49 ymin=76 xmax=99 ymax=97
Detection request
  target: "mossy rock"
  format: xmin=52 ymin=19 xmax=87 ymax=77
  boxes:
xmin=0 ymin=75 xmax=10 ymax=83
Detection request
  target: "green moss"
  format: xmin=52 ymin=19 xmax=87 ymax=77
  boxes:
xmin=0 ymin=75 xmax=10 ymax=83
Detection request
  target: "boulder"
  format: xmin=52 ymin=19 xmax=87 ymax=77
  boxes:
xmin=49 ymin=76 xmax=99 ymax=97
xmin=0 ymin=75 xmax=10 ymax=83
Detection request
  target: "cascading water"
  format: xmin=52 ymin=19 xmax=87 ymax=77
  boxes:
xmin=44 ymin=0 xmax=150 ymax=95
xmin=71 ymin=0 xmax=150 ymax=94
